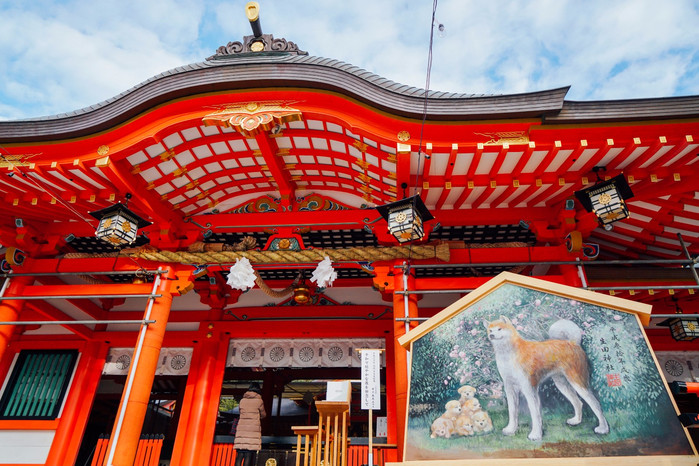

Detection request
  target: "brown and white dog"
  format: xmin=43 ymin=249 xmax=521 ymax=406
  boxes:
xmin=483 ymin=316 xmax=609 ymax=441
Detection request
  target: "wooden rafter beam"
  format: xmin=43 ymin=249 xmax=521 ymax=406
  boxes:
xmin=185 ymin=205 xmax=554 ymax=233
xmin=451 ymin=144 xmax=487 ymax=209
xmin=631 ymin=166 xmax=699 ymax=201
xmin=255 ymin=132 xmax=294 ymax=208
xmin=395 ymin=144 xmax=411 ymax=197
xmin=575 ymin=139 xmax=612 ymax=177
xmin=103 ymin=156 xmax=179 ymax=226
xmin=24 ymin=300 xmax=93 ymax=339
xmin=556 ymin=139 xmax=592 ymax=175
xmin=420 ymin=143 xmax=433 ymax=196
xmin=648 ymin=136 xmax=692 ymax=169
xmin=623 ymin=136 xmax=667 ymax=173
xmin=35 ymin=276 xmax=109 ymax=320
xmin=17 ymin=283 xmax=155 ymax=298
xmin=487 ymin=142 xmax=537 ymax=208
xmin=434 ymin=144 xmax=459 ymax=210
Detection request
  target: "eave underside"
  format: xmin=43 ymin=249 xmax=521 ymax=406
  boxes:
xmin=0 ymin=60 xmax=697 ymax=335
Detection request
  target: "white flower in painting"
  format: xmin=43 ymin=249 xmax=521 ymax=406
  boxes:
xmin=310 ymin=256 xmax=337 ymax=288
xmin=226 ymin=257 xmax=257 ymax=291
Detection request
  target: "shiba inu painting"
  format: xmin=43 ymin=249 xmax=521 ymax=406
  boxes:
xmin=404 ymin=277 xmax=694 ymax=460
xmin=484 ymin=316 xmax=609 ymax=441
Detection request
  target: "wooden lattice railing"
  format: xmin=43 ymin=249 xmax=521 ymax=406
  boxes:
xmin=210 ymin=443 xmax=392 ymax=466
xmin=90 ymin=434 xmax=164 ymax=466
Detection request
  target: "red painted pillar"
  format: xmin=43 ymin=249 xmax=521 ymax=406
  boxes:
xmin=173 ymin=332 xmax=225 ymax=465
xmin=383 ymin=329 xmax=398 ymax=463
xmin=561 ymin=264 xmax=583 ymax=287
xmin=391 ymin=265 xmax=418 ymax=461
xmin=197 ymin=334 xmax=229 ymax=464
xmin=0 ymin=276 xmax=33 ymax=364
xmin=107 ymin=267 xmax=174 ymax=466
xmin=45 ymin=340 xmax=108 ymax=466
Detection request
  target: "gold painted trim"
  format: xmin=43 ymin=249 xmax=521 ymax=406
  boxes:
xmin=398 ymin=271 xmax=652 ymax=348
xmin=95 ymin=156 xmax=110 ymax=167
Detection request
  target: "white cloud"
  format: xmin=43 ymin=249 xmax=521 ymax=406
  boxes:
xmin=1 ymin=0 xmax=698 ymax=120
xmin=0 ymin=0 xmax=205 ymax=118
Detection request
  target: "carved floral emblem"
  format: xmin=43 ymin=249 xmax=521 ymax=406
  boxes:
xmin=202 ymin=102 xmax=303 ymax=137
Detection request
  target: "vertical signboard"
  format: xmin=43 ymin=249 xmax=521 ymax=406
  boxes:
xmin=361 ymin=349 xmax=381 ymax=410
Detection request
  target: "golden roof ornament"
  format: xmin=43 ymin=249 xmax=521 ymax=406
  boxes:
xmin=209 ymin=2 xmax=307 ymax=58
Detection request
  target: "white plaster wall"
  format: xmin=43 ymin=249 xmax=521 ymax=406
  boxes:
xmin=0 ymin=430 xmax=54 ymax=464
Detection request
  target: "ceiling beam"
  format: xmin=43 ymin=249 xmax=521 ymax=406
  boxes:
xmin=24 ymin=300 xmax=94 ymax=339
xmin=255 ymin=132 xmax=295 ymax=208
xmin=35 ymin=275 xmax=109 ymax=320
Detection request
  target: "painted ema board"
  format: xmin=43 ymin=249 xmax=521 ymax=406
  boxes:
xmin=398 ymin=272 xmax=696 ymax=464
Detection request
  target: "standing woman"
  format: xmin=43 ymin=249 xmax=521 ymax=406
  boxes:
xmin=234 ymin=382 xmax=266 ymax=466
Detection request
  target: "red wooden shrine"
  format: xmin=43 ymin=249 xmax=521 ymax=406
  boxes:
xmin=0 ymin=8 xmax=698 ymax=466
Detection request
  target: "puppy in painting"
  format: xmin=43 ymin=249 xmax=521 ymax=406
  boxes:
xmin=430 ymin=417 xmax=455 ymax=438
xmin=483 ymin=316 xmax=609 ymax=441
xmin=457 ymin=385 xmax=477 ymax=403
xmin=440 ymin=400 xmax=462 ymax=422
xmin=454 ymin=414 xmax=475 ymax=436
xmin=471 ymin=410 xmax=493 ymax=433
xmin=430 ymin=400 xmax=462 ymax=439
xmin=461 ymin=397 xmax=481 ymax=415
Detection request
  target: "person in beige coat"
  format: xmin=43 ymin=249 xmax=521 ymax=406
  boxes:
xmin=234 ymin=382 xmax=266 ymax=466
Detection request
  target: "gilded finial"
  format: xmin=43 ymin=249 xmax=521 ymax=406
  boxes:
xmin=246 ymin=2 xmax=263 ymax=38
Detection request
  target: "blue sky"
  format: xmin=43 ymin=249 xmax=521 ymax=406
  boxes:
xmin=1 ymin=0 xmax=698 ymax=120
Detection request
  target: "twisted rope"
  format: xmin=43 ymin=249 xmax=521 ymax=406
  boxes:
xmin=254 ymin=271 xmax=300 ymax=298
xmin=117 ymin=242 xmax=451 ymax=265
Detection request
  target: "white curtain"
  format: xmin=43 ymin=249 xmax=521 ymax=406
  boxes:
xmin=654 ymin=351 xmax=699 ymax=382
xmin=103 ymin=348 xmax=133 ymax=375
xmin=103 ymin=347 xmax=193 ymax=375
xmin=291 ymin=342 xmax=322 ymax=367
xmin=159 ymin=348 xmax=193 ymax=375
xmin=228 ymin=338 xmax=385 ymax=368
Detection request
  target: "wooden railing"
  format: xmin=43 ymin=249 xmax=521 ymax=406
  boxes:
xmin=90 ymin=434 xmax=164 ymax=466
xmin=346 ymin=445 xmax=393 ymax=466
xmin=210 ymin=443 xmax=237 ymax=465
xmin=210 ymin=442 xmax=394 ymax=466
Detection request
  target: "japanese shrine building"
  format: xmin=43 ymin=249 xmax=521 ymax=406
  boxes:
xmin=0 ymin=15 xmax=698 ymax=466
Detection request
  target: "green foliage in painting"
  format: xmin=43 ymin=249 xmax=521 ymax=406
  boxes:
xmin=406 ymin=283 xmax=692 ymax=458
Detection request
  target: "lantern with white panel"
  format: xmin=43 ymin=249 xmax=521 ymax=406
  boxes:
xmin=574 ymin=173 xmax=633 ymax=231
xmin=89 ymin=195 xmax=151 ymax=246
xmin=659 ymin=316 xmax=699 ymax=341
xmin=376 ymin=194 xmax=434 ymax=243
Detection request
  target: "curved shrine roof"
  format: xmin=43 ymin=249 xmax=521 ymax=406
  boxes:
xmin=0 ymin=46 xmax=698 ymax=297
xmin=0 ymin=53 xmax=572 ymax=142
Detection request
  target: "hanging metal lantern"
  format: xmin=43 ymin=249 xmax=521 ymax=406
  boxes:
xmin=574 ymin=174 xmax=633 ymax=229
xmin=293 ymin=280 xmax=311 ymax=304
xmin=659 ymin=317 xmax=699 ymax=341
xmin=376 ymin=195 xmax=434 ymax=243
xmin=89 ymin=201 xmax=151 ymax=246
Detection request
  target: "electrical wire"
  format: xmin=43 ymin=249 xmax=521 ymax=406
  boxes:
xmin=412 ymin=0 xmax=438 ymax=197
xmin=0 ymin=145 xmax=98 ymax=227
xmin=406 ymin=0 xmax=439 ymax=269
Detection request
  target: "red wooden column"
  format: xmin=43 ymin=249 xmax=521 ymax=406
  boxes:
xmin=173 ymin=330 xmax=226 ymax=465
xmin=391 ymin=265 xmax=418 ymax=461
xmin=561 ymin=264 xmax=584 ymax=287
xmin=46 ymin=340 xmax=108 ymax=465
xmin=0 ymin=276 xmax=34 ymax=364
xmin=106 ymin=267 xmax=175 ymax=466
xmin=383 ymin=328 xmax=398 ymax=463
